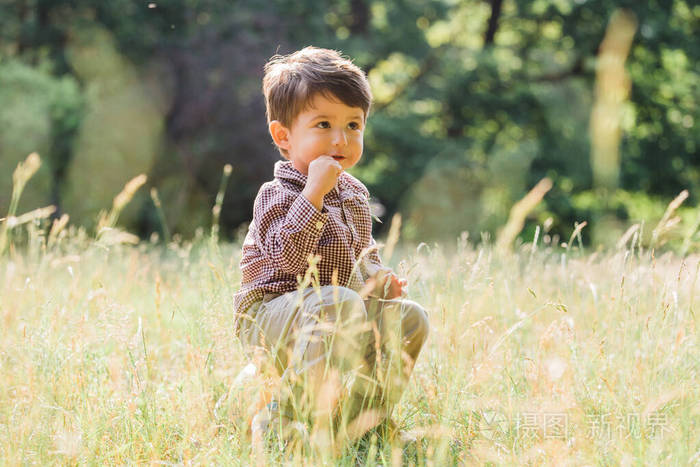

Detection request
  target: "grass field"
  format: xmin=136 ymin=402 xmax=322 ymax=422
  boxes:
xmin=1 ymin=159 xmax=698 ymax=465
xmin=1 ymin=226 xmax=698 ymax=465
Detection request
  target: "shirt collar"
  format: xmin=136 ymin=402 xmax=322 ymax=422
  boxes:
xmin=273 ymin=160 xmax=308 ymax=188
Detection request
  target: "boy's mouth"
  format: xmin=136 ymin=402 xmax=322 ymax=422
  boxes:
xmin=331 ymin=155 xmax=345 ymax=161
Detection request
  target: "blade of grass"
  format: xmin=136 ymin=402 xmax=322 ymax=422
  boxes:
xmin=211 ymin=164 xmax=233 ymax=244
xmin=1 ymin=153 xmax=42 ymax=255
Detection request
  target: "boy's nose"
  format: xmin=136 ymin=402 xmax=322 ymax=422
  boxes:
xmin=332 ymin=129 xmax=348 ymax=146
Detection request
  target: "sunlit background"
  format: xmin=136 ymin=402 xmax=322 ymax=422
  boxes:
xmin=0 ymin=0 xmax=697 ymax=248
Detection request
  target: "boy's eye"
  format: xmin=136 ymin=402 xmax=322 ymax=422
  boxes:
xmin=316 ymin=121 xmax=330 ymax=129
xmin=348 ymin=122 xmax=361 ymax=130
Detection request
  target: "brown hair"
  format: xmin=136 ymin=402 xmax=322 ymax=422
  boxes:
xmin=262 ymin=46 xmax=372 ymax=130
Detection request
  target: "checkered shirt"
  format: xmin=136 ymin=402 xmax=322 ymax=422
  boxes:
xmin=234 ymin=160 xmax=389 ymax=326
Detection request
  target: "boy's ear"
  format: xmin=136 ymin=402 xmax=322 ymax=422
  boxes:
xmin=269 ymin=121 xmax=291 ymax=152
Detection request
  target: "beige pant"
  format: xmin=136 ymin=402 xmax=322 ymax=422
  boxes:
xmin=239 ymin=286 xmax=430 ymax=423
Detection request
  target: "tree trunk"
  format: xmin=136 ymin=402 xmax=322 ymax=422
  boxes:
xmin=484 ymin=0 xmax=503 ymax=46
xmin=349 ymin=0 xmax=369 ymax=35
xmin=16 ymin=0 xmax=29 ymax=55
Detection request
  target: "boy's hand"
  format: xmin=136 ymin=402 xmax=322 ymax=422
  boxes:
xmin=385 ymin=273 xmax=407 ymax=299
xmin=302 ymin=156 xmax=342 ymax=210
xmin=367 ymin=270 xmax=407 ymax=299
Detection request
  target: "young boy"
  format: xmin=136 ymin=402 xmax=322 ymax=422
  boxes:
xmin=234 ymin=46 xmax=429 ymax=447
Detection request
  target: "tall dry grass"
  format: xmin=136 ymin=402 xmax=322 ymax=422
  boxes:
xmin=1 ymin=155 xmax=698 ymax=465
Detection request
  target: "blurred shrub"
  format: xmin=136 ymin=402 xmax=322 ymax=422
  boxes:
xmin=60 ymin=25 xmax=164 ymax=229
xmin=0 ymin=59 xmax=83 ymax=215
xmin=571 ymin=189 xmax=697 ymax=248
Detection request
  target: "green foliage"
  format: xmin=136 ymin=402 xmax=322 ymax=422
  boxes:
xmin=336 ymin=0 xmax=698 ymax=243
xmin=570 ymin=188 xmax=699 ymax=249
xmin=0 ymin=59 xmax=83 ymax=214
xmin=60 ymin=25 xmax=164 ymax=229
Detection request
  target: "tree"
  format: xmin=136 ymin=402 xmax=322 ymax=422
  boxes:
xmin=1 ymin=0 xmax=697 ymax=246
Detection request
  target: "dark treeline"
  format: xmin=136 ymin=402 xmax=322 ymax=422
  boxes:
xmin=0 ymin=0 xmax=697 ymax=246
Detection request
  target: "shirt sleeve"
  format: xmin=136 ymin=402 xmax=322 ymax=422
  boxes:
xmin=360 ymin=235 xmax=393 ymax=280
xmin=253 ymin=184 xmax=328 ymax=275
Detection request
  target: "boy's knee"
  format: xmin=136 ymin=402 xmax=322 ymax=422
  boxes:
xmin=304 ymin=287 xmax=369 ymax=367
xmin=328 ymin=286 xmax=368 ymax=325
xmin=402 ymin=300 xmax=430 ymax=344
xmin=306 ymin=286 xmax=367 ymax=325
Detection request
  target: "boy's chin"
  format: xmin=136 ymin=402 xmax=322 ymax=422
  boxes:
xmin=339 ymin=158 xmax=360 ymax=169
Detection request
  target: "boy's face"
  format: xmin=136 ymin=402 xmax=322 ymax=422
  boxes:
xmin=270 ymin=93 xmax=365 ymax=175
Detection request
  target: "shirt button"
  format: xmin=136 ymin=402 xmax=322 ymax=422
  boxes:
xmin=315 ymin=221 xmax=324 ymax=230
